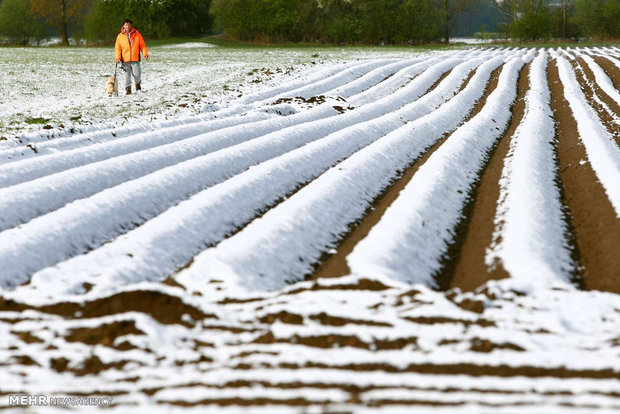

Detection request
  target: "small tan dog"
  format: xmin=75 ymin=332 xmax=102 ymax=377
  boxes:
xmin=106 ymin=75 xmax=118 ymax=97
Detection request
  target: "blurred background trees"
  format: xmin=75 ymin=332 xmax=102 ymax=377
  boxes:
xmin=0 ymin=0 xmax=619 ymax=46
xmin=0 ymin=0 xmax=47 ymax=45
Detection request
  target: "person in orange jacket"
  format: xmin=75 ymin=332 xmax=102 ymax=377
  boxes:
xmin=115 ymin=19 xmax=149 ymax=95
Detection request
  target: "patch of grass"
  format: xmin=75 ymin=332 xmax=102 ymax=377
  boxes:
xmin=24 ymin=117 xmax=50 ymax=125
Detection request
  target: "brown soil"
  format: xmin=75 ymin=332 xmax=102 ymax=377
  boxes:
xmin=592 ymin=56 xmax=620 ymax=89
xmin=403 ymin=316 xmax=496 ymax=328
xmin=152 ymin=379 xmax=533 ymax=395
xmin=258 ymin=311 xmax=304 ymax=325
xmin=11 ymin=330 xmax=44 ymax=344
xmin=448 ymin=63 xmax=530 ymax=291
xmin=159 ymin=397 xmax=321 ymax=407
xmin=571 ymin=57 xmax=620 ymax=144
xmin=51 ymin=355 xmax=134 ymax=376
xmin=65 ymin=320 xmax=144 ymax=348
xmin=269 ymin=361 xmax=620 ymax=379
xmin=468 ymin=337 xmax=525 ymax=353
xmin=11 ymin=355 xmax=39 ymax=366
xmin=312 ymin=66 xmax=500 ymax=281
xmin=253 ymin=331 xmax=418 ymax=351
xmin=257 ymin=310 xmax=393 ymax=330
xmin=283 ymin=277 xmax=391 ymax=296
xmin=0 ymin=289 xmax=216 ymax=327
xmin=548 ymin=60 xmax=620 ymax=293
xmin=308 ymin=312 xmax=392 ymax=327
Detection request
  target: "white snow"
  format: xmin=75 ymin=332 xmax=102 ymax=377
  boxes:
xmin=347 ymin=52 xmax=533 ymax=286
xmin=1 ymin=46 xmax=620 ymax=414
xmin=486 ymin=51 xmax=575 ymax=287
xmin=552 ymin=50 xmax=620 ymax=217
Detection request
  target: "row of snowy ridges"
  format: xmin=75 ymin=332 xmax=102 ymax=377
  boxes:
xmin=0 ymin=47 xmax=618 ymax=298
xmin=1 ymin=46 xmax=620 ymax=412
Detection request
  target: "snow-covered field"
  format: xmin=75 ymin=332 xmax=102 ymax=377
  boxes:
xmin=1 ymin=45 xmax=620 ymax=413
xmin=0 ymin=43 xmax=420 ymax=138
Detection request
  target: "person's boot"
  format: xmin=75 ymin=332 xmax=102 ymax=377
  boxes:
xmin=135 ymin=82 xmax=141 ymax=92
xmin=125 ymin=86 xmax=132 ymax=95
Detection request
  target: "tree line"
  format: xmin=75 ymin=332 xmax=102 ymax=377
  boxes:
xmin=0 ymin=0 xmax=213 ymax=45
xmin=1 ymin=0 xmax=620 ymax=46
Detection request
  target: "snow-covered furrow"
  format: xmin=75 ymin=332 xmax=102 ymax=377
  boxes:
xmin=4 ymin=266 xmax=620 ymax=412
xmin=4 ymin=48 xmax=620 ymax=414
xmin=0 ymin=111 xmax=280 ymax=166
xmin=347 ymin=54 xmax=531 ymax=287
xmin=69 ymin=367 xmax=620 ymax=398
xmin=348 ymin=49 xmax=496 ymax=107
xmin=0 ymin=61 xmax=364 ymax=160
xmin=564 ymin=50 xmax=620 ymax=131
xmin=258 ymin=59 xmax=399 ymax=102
xmin=359 ymin=389 xmax=620 ymax=407
xmin=168 ymin=53 xmax=515 ymax=291
xmin=15 ymin=53 xmax=498 ymax=295
xmin=579 ymin=53 xmax=620 ymax=107
xmin=0 ymin=54 xmax=468 ymax=235
xmin=205 ymin=58 xmax=410 ymax=121
xmin=0 ymin=55 xmax=479 ymax=286
xmin=325 ymin=49 xmax=476 ymax=100
xmin=0 ymin=58 xmax=388 ymax=164
xmin=485 ymin=52 xmax=574 ymax=287
xmin=4 ymin=59 xmax=361 ymax=148
xmin=553 ymin=52 xmax=620 ymax=217
xmin=596 ymin=46 xmax=620 ymax=59
xmin=324 ymin=57 xmax=427 ymax=98
xmin=0 ymin=111 xmax=281 ymax=186
xmin=0 ymin=59 xmax=404 ymax=178
xmin=232 ymin=61 xmax=356 ymax=105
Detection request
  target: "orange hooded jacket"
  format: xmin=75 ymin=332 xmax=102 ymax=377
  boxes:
xmin=115 ymin=27 xmax=149 ymax=63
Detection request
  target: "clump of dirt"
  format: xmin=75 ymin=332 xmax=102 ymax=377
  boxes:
xmin=332 ymin=105 xmax=354 ymax=113
xmin=12 ymin=330 xmax=44 ymax=344
xmin=65 ymin=320 xmax=144 ymax=348
xmin=12 ymin=355 xmax=40 ymax=366
xmin=445 ymin=293 xmax=485 ymax=314
xmin=469 ymin=337 xmax=525 ymax=353
xmin=50 ymin=355 xmax=133 ymax=376
xmin=271 ymin=95 xmax=332 ymax=106
xmin=308 ymin=312 xmax=392 ymax=327
xmin=0 ymin=289 xmax=216 ymax=327
xmin=284 ymin=278 xmax=391 ymax=295
xmin=254 ymin=332 xmax=417 ymax=351
xmin=258 ymin=311 xmax=304 ymax=325
xmin=404 ymin=316 xmax=496 ymax=328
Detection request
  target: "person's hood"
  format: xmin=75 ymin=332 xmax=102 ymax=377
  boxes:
xmin=121 ymin=27 xmax=136 ymax=35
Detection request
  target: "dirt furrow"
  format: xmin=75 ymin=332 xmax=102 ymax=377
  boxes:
xmin=268 ymin=362 xmax=620 ymax=379
xmin=548 ymin=60 xmax=620 ymax=294
xmin=446 ymin=63 xmax=530 ymax=291
xmin=311 ymin=66 xmax=498 ymax=281
xmin=164 ymin=67 xmax=460 ymax=281
xmin=593 ymin=55 xmax=620 ymax=89
xmin=571 ymin=57 xmax=620 ymax=145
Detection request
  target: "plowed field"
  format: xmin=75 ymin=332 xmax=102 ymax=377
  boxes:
xmin=1 ymin=47 xmax=620 ymax=413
